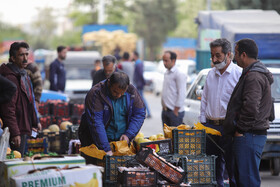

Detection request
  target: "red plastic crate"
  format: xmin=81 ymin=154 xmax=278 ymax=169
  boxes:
xmin=135 ymin=147 xmax=186 ymax=184
xmin=71 ymin=103 xmax=85 ymax=116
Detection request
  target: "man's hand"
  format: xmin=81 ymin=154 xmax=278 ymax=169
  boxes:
xmin=12 ymin=136 xmax=21 ymax=148
xmin=234 ymin=131 xmax=243 ymax=137
xmin=120 ymin=134 xmax=130 ymax=144
xmin=173 ymin=107 xmax=180 ymax=117
xmin=106 ymin=150 xmax=113 ymax=156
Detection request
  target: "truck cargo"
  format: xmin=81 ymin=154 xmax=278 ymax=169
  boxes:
xmin=196 ymin=10 xmax=280 ymax=70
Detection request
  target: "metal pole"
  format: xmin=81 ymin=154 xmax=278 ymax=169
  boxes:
xmin=207 ymin=0 xmax=211 ymax=11
xmin=97 ymin=0 xmax=105 ymax=24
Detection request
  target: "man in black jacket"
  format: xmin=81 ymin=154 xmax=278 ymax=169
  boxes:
xmin=49 ymin=46 xmax=67 ymax=92
xmin=224 ymin=39 xmax=273 ymax=187
xmin=92 ymin=55 xmax=119 ymax=86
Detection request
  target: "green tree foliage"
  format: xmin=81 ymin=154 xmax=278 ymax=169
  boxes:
xmin=172 ymin=0 xmax=226 ymax=38
xmin=0 ymin=22 xmax=28 ymax=42
xmin=132 ymin=0 xmax=177 ymax=60
xmin=105 ymin=0 xmax=135 ymax=27
xmin=30 ymin=7 xmax=57 ymax=49
xmin=226 ymin=0 xmax=280 ymax=13
xmin=51 ymin=30 xmax=83 ymax=48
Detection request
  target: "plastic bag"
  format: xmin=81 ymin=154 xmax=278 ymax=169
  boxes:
xmin=194 ymin=122 xmax=221 ymax=136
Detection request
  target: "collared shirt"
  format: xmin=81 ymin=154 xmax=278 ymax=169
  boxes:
xmin=162 ymin=65 xmax=187 ymax=112
xmin=200 ymin=62 xmax=242 ymax=123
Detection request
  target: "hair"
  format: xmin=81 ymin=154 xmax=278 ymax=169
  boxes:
xmin=236 ymin=38 xmax=258 ymax=59
xmin=95 ymin=59 xmax=101 ymax=64
xmin=9 ymin=42 xmax=29 ymax=59
xmin=164 ymin=51 xmax=177 ymax=61
xmin=133 ymin=51 xmax=139 ymax=58
xmin=210 ymin=38 xmax=231 ymax=54
xmin=109 ymin=72 xmax=129 ymax=90
xmin=102 ymin=55 xmax=117 ymax=66
xmin=123 ymin=52 xmax=130 ymax=60
xmin=57 ymin=46 xmax=66 ymax=53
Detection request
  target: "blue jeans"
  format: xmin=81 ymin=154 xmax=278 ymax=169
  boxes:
xmin=205 ymin=122 xmax=236 ymax=187
xmin=233 ymin=133 xmax=267 ymax=187
xmin=161 ymin=110 xmax=184 ymax=127
xmin=138 ymin=89 xmax=151 ymax=117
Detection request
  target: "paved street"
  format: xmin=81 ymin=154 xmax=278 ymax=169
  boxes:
xmin=140 ymin=91 xmax=280 ymax=187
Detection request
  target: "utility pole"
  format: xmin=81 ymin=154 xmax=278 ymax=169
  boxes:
xmin=207 ymin=0 xmax=211 ymax=10
xmin=97 ymin=0 xmax=105 ymax=24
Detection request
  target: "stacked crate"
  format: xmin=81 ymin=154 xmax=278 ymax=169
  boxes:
xmin=37 ymin=101 xmax=85 ymax=154
xmin=172 ymin=129 xmax=217 ymax=186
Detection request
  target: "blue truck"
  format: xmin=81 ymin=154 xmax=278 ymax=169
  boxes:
xmin=195 ymin=9 xmax=280 ymax=175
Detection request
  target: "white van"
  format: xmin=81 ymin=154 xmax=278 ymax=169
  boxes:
xmin=44 ymin=51 xmax=101 ymax=103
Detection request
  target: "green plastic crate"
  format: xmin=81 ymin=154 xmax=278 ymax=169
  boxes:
xmin=172 ymin=129 xmax=206 ymax=155
xmin=85 ymin=154 xmax=136 ymax=182
xmin=181 ymin=155 xmax=216 ymax=185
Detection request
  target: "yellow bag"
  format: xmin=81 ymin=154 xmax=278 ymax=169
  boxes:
xmin=79 ymin=144 xmax=106 ymax=160
xmin=110 ymin=140 xmax=135 ymax=156
xmin=80 ymin=141 xmax=136 ymax=159
xmin=163 ymin=124 xmax=192 ymax=139
xmin=194 ymin=122 xmax=222 ymax=136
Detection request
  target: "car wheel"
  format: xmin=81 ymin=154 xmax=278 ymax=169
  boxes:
xmin=270 ymin=157 xmax=280 ymax=176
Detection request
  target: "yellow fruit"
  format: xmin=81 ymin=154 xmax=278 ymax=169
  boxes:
xmin=135 ymin=137 xmax=144 ymax=145
xmin=156 ymin=133 xmax=165 ymax=140
xmin=157 ymin=137 xmax=165 ymax=140
xmin=43 ymin=129 xmax=51 ymax=135
xmin=135 ymin=132 xmax=144 ymax=139
xmin=13 ymin=151 xmax=21 ymax=158
xmin=142 ymin=139 xmax=151 ymax=143
xmin=48 ymin=124 xmax=60 ymax=132
xmin=60 ymin=121 xmax=72 ymax=130
xmin=6 ymin=147 xmax=11 ymax=154
xmin=149 ymin=135 xmax=157 ymax=141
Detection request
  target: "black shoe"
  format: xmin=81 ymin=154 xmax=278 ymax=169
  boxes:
xmin=147 ymin=115 xmax=152 ymax=119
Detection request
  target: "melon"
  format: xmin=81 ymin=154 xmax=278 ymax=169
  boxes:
xmin=48 ymin=124 xmax=60 ymax=132
xmin=60 ymin=121 xmax=72 ymax=130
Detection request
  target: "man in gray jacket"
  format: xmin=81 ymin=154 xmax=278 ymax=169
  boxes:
xmin=224 ymin=38 xmax=273 ymax=187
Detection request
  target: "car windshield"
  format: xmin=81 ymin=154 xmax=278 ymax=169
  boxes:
xmin=271 ymin=73 xmax=280 ymax=101
xmin=66 ymin=67 xmax=92 ymax=80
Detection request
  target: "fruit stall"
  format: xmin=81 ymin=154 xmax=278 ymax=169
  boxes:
xmin=0 ymin=99 xmax=220 ymax=186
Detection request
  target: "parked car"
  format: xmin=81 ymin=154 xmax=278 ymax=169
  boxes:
xmin=143 ymin=61 xmax=160 ymax=92
xmin=183 ymin=67 xmax=280 ymax=176
xmin=153 ymin=59 xmax=197 ymax=96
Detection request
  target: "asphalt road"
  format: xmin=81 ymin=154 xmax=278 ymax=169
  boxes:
xmin=140 ymin=91 xmax=280 ymax=187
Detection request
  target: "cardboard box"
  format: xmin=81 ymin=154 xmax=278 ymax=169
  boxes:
xmin=0 ymin=155 xmax=85 ymax=187
xmin=10 ymin=165 xmax=102 ymax=187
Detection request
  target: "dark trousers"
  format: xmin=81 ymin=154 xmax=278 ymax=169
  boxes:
xmin=10 ymin=134 xmax=28 ymax=156
xmin=162 ymin=110 xmax=184 ymax=127
xmin=205 ymin=122 xmax=236 ymax=187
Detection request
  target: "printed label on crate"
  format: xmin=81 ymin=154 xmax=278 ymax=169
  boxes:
xmin=10 ymin=165 xmax=102 ymax=187
xmin=0 ymin=156 xmax=85 ymax=187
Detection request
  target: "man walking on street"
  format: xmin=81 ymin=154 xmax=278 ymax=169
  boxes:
xmin=224 ymin=38 xmax=273 ymax=187
xmin=161 ymin=51 xmax=186 ymax=127
xmin=49 ymin=46 xmax=67 ymax=92
xmin=200 ymin=38 xmax=242 ymax=187
xmin=133 ymin=51 xmax=151 ymax=118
